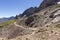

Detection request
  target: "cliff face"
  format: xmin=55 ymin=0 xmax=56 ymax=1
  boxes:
xmin=18 ymin=0 xmax=60 ymax=17
xmin=38 ymin=0 xmax=60 ymax=10
xmin=20 ymin=7 xmax=37 ymax=17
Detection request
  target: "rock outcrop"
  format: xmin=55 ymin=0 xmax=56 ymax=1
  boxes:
xmin=19 ymin=7 xmax=37 ymax=17
xmin=38 ymin=0 xmax=60 ymax=10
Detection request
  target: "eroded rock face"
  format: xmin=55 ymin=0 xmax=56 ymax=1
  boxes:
xmin=38 ymin=0 xmax=60 ymax=10
xmin=19 ymin=7 xmax=37 ymax=17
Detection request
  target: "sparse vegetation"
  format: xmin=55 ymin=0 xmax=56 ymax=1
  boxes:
xmin=55 ymin=24 xmax=60 ymax=28
xmin=2 ymin=20 xmax=15 ymax=27
xmin=49 ymin=14 xmax=54 ymax=18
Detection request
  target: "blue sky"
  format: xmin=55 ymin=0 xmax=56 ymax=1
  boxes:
xmin=0 ymin=0 xmax=43 ymax=18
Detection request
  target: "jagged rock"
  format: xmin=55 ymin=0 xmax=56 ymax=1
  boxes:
xmin=19 ymin=7 xmax=37 ymax=17
xmin=38 ymin=0 xmax=60 ymax=10
xmin=18 ymin=0 xmax=60 ymax=18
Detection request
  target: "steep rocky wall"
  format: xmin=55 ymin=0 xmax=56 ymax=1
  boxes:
xmin=38 ymin=0 xmax=60 ymax=10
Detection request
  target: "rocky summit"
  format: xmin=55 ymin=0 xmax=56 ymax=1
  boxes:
xmin=1 ymin=0 xmax=60 ymax=40
xmin=39 ymin=0 xmax=60 ymax=10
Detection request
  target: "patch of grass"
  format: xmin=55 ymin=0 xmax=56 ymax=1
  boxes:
xmin=2 ymin=20 xmax=15 ymax=26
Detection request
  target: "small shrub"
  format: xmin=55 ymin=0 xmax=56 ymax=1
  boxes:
xmin=29 ymin=23 xmax=35 ymax=27
xmin=49 ymin=14 xmax=54 ymax=18
xmin=35 ymin=25 xmax=37 ymax=27
xmin=51 ymin=30 xmax=53 ymax=33
xmin=26 ymin=38 xmax=30 ymax=40
xmin=34 ymin=15 xmax=38 ymax=17
xmin=44 ymin=11 xmax=48 ymax=15
xmin=55 ymin=24 xmax=60 ymax=28
xmin=0 ymin=26 xmax=3 ymax=28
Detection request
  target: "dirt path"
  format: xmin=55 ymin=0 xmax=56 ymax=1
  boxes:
xmin=14 ymin=22 xmax=38 ymax=31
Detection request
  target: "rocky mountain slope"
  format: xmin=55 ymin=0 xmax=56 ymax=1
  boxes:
xmin=0 ymin=0 xmax=60 ymax=40
xmin=38 ymin=0 xmax=60 ymax=10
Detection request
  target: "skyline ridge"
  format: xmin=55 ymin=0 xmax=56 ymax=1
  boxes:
xmin=0 ymin=0 xmax=43 ymax=18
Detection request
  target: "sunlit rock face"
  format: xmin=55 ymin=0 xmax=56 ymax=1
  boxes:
xmin=38 ymin=0 xmax=60 ymax=10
